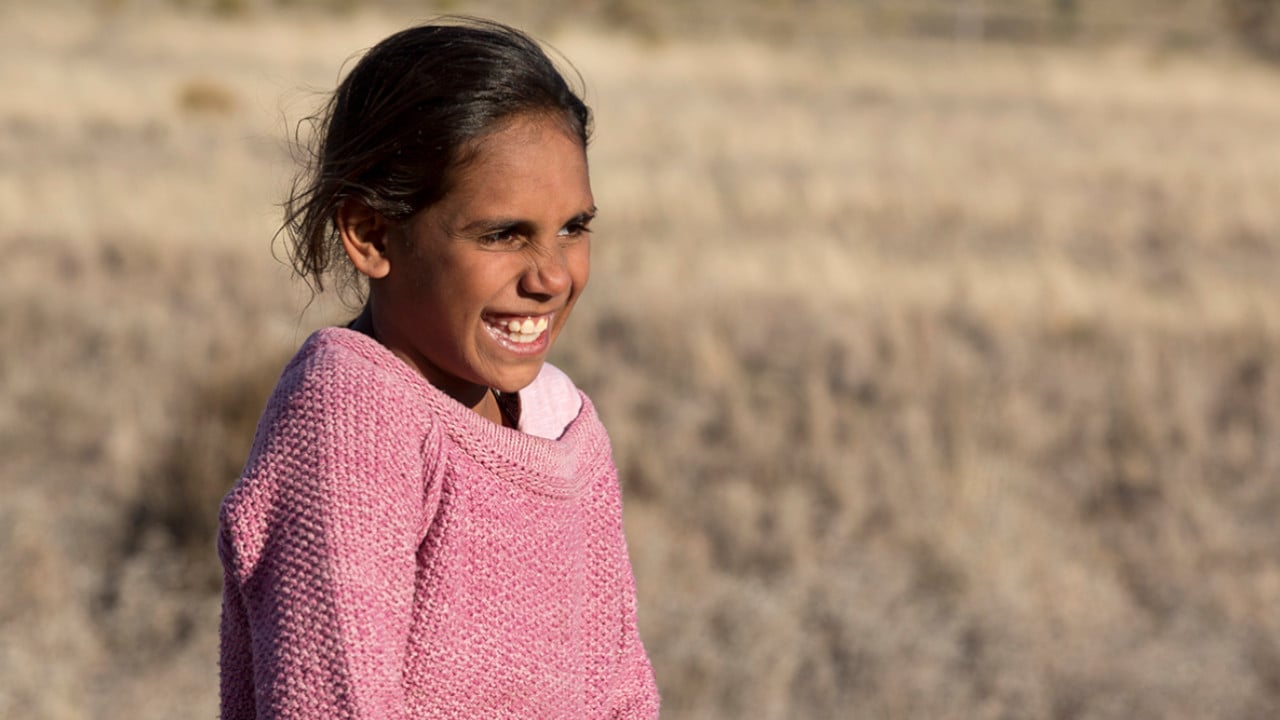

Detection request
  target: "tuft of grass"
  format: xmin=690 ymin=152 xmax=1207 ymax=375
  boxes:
xmin=177 ymin=78 xmax=238 ymax=115
xmin=128 ymin=352 xmax=289 ymax=589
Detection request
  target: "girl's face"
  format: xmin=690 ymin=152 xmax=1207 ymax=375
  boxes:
xmin=370 ymin=114 xmax=593 ymax=410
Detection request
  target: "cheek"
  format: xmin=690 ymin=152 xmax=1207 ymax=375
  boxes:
xmin=448 ymin=258 xmax=515 ymax=307
xmin=567 ymin=243 xmax=591 ymax=293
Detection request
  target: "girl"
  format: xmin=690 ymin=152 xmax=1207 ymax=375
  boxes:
xmin=217 ymin=18 xmax=660 ymax=718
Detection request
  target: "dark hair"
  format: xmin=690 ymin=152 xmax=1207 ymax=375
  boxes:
xmin=282 ymin=17 xmax=592 ymax=297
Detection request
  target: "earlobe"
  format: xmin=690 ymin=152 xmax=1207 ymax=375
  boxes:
xmin=338 ymin=199 xmax=392 ymax=279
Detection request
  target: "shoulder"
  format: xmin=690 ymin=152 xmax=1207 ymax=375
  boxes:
xmin=220 ymin=328 xmax=444 ymax=575
xmin=258 ymin=328 xmax=452 ymax=436
xmin=249 ymin=327 xmax=447 ymax=461
xmin=279 ymin=327 xmax=420 ymax=404
xmin=227 ymin=331 xmax=440 ymax=501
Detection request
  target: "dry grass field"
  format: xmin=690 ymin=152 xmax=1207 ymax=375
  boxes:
xmin=2 ymin=1 xmax=1279 ymax=718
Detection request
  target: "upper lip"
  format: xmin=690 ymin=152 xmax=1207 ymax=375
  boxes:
xmin=484 ymin=310 xmax=555 ymax=320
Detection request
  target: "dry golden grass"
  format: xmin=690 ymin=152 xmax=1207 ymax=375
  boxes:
xmin=2 ymin=2 xmax=1279 ymax=718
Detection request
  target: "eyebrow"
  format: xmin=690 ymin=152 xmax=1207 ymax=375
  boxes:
xmin=459 ymin=206 xmax=598 ymax=235
xmin=569 ymin=207 xmax=599 ymax=224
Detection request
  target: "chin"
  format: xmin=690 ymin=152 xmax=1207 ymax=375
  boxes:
xmin=488 ymin=364 xmax=544 ymax=394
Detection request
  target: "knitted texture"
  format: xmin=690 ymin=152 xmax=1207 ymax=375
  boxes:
xmin=218 ymin=328 xmax=659 ymax=719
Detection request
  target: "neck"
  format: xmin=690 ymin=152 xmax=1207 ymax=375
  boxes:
xmin=351 ymin=303 xmax=510 ymax=428
xmin=348 ymin=305 xmax=376 ymax=337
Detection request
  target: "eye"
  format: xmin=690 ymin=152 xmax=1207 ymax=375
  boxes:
xmin=558 ymin=218 xmax=593 ymax=240
xmin=477 ymin=226 xmax=523 ymax=248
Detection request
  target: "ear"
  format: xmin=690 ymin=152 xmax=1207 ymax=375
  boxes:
xmin=337 ymin=199 xmax=392 ymax=280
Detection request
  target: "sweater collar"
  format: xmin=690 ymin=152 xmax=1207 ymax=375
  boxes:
xmin=308 ymin=327 xmax=607 ymax=499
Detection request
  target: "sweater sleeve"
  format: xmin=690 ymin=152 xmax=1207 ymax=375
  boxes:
xmin=218 ymin=352 xmax=439 ymax=720
xmin=610 ymin=529 xmax=661 ymax=719
xmin=594 ymin=452 xmax=660 ymax=719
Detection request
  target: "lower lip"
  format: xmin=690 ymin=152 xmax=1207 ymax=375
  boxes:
xmin=483 ymin=321 xmax=550 ymax=356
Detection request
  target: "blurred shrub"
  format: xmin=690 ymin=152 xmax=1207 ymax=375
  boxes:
xmin=132 ymin=352 xmax=288 ymax=591
xmin=1223 ymin=0 xmax=1280 ymax=58
xmin=177 ymin=78 xmax=238 ymax=116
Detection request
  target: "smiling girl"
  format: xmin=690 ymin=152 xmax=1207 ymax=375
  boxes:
xmin=216 ymin=19 xmax=659 ymax=718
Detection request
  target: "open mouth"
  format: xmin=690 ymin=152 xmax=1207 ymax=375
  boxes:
xmin=483 ymin=314 xmax=551 ymax=346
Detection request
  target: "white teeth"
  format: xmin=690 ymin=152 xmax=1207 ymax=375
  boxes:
xmin=490 ymin=316 xmax=550 ymax=345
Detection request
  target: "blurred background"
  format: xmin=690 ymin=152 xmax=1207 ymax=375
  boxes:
xmin=2 ymin=0 xmax=1279 ymax=717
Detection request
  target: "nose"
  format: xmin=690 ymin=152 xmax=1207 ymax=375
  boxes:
xmin=520 ymin=241 xmax=572 ymax=299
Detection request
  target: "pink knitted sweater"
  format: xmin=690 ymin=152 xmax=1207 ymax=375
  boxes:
xmin=217 ymin=328 xmax=659 ymax=718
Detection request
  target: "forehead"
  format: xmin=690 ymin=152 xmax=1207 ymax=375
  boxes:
xmin=444 ymin=115 xmax=591 ymax=205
